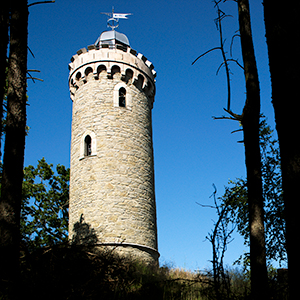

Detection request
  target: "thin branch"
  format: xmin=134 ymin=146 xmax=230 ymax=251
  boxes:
xmin=213 ymin=115 xmax=239 ymax=121
xmin=27 ymin=46 xmax=35 ymax=58
xmin=214 ymin=0 xmax=224 ymax=6
xmin=193 ymin=1 xmax=239 ymax=113
xmin=216 ymin=59 xmax=244 ymax=75
xmin=216 ymin=61 xmax=226 ymax=76
xmin=27 ymin=70 xmax=43 ymax=83
xmin=196 ymin=202 xmax=216 ymax=209
xmin=28 ymin=1 xmax=55 ymax=7
xmin=216 ymin=8 xmax=231 ymax=111
xmin=230 ymin=32 xmax=240 ymax=56
xmin=228 ymin=58 xmax=244 ymax=70
xmin=216 ymin=13 xmax=233 ymax=26
xmin=224 ymin=107 xmax=242 ymax=120
xmin=231 ymin=128 xmax=243 ymax=134
xmin=26 ymin=71 xmax=44 ymax=83
xmin=191 ymin=47 xmax=221 ymax=65
xmin=27 ymin=69 xmax=40 ymax=73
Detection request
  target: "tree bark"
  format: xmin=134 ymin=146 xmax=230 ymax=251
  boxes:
xmin=0 ymin=1 xmax=28 ymax=297
xmin=263 ymin=1 xmax=300 ymax=298
xmin=0 ymin=2 xmax=10 ymax=151
xmin=237 ymin=1 xmax=268 ymax=299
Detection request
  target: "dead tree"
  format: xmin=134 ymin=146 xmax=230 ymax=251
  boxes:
xmin=193 ymin=1 xmax=268 ymax=298
xmin=237 ymin=1 xmax=268 ymax=299
xmin=198 ymin=185 xmax=236 ymax=300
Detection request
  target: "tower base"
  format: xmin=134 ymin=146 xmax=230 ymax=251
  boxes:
xmin=96 ymin=242 xmax=159 ymax=264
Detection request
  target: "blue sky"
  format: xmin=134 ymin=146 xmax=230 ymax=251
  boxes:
xmin=25 ymin=0 xmax=275 ymax=271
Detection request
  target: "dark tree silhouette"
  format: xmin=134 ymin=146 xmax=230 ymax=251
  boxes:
xmin=193 ymin=1 xmax=269 ymax=298
xmin=237 ymin=1 xmax=268 ymax=298
xmin=0 ymin=0 xmax=28 ymax=296
xmin=263 ymin=1 xmax=300 ymax=298
xmin=0 ymin=2 xmax=9 ymax=150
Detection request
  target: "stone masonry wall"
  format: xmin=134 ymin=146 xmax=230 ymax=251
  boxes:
xmin=68 ymin=47 xmax=158 ymax=263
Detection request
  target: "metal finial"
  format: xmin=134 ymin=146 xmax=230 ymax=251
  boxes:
xmin=101 ymin=7 xmax=132 ymax=30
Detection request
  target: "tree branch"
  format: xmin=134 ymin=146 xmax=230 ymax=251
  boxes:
xmin=223 ymin=108 xmax=242 ymax=120
xmin=27 ymin=71 xmax=44 ymax=83
xmin=196 ymin=202 xmax=216 ymax=209
xmin=28 ymin=1 xmax=55 ymax=7
xmin=215 ymin=7 xmax=231 ymax=112
xmin=27 ymin=46 xmax=35 ymax=58
xmin=212 ymin=107 xmax=242 ymax=122
xmin=191 ymin=47 xmax=222 ymax=65
xmin=216 ymin=59 xmax=244 ymax=75
xmin=230 ymin=33 xmax=241 ymax=57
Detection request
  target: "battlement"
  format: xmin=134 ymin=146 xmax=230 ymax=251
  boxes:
xmin=68 ymin=45 xmax=156 ymax=102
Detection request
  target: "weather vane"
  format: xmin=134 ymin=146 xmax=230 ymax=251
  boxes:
xmin=101 ymin=7 xmax=132 ymax=30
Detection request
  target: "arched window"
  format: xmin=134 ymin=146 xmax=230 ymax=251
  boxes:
xmin=136 ymin=74 xmax=144 ymax=90
xmin=84 ymin=135 xmax=92 ymax=156
xmin=113 ymin=83 xmax=131 ymax=109
xmin=119 ymin=87 xmax=126 ymax=107
xmin=111 ymin=65 xmax=121 ymax=78
xmin=97 ymin=65 xmax=106 ymax=77
xmin=75 ymin=71 xmax=81 ymax=81
xmin=125 ymin=68 xmax=133 ymax=83
xmin=84 ymin=67 xmax=93 ymax=77
xmin=80 ymin=131 xmax=97 ymax=160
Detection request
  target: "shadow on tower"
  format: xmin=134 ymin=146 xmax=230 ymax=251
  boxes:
xmin=71 ymin=214 xmax=98 ymax=245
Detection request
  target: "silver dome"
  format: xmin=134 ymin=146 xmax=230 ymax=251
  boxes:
xmin=95 ymin=30 xmax=130 ymax=47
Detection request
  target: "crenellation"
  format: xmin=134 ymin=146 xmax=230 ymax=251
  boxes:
xmin=69 ymin=45 xmax=156 ymax=99
xmin=77 ymin=47 xmax=87 ymax=55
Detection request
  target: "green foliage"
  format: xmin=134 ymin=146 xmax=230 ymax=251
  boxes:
xmin=21 ymin=158 xmax=69 ymax=250
xmin=259 ymin=120 xmax=285 ymax=263
xmin=220 ymin=117 xmax=286 ymax=264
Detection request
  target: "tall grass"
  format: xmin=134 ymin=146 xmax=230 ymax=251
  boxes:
xmin=0 ymin=244 xmax=288 ymax=299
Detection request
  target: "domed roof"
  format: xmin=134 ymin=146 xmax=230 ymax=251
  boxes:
xmin=95 ymin=30 xmax=130 ymax=47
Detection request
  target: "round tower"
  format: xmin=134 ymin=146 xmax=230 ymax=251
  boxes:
xmin=68 ymin=28 xmax=158 ymax=263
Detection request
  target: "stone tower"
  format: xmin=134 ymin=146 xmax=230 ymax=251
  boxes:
xmin=68 ymin=27 xmax=158 ymax=263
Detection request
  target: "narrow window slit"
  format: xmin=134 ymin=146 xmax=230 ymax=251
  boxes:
xmin=119 ymin=87 xmax=126 ymax=107
xmin=85 ymin=135 xmax=92 ymax=156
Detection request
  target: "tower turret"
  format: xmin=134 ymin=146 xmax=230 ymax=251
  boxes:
xmin=68 ymin=25 xmax=158 ymax=263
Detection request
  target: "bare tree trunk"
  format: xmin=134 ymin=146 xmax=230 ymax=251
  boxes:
xmin=0 ymin=2 xmax=10 ymax=151
xmin=237 ymin=1 xmax=268 ymax=299
xmin=263 ymin=1 xmax=300 ymax=298
xmin=0 ymin=0 xmax=28 ymax=297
